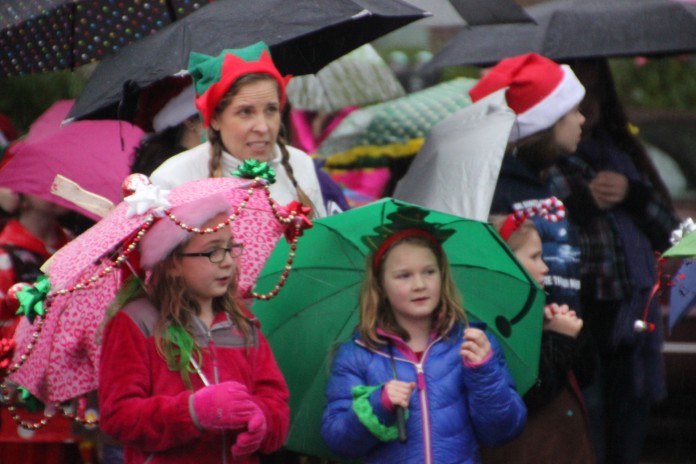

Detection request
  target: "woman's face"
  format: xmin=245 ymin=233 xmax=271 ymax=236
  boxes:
xmin=554 ymin=105 xmax=585 ymax=153
xmin=211 ymin=79 xmax=281 ymax=162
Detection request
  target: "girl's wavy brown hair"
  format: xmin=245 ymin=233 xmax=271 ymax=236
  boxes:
xmin=147 ymin=237 xmax=253 ymax=372
xmin=358 ymin=236 xmax=468 ymax=350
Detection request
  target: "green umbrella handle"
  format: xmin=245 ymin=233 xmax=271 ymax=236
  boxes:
xmin=389 ymin=343 xmax=408 ymax=443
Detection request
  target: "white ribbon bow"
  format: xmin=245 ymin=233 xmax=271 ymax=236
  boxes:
xmin=670 ymin=217 xmax=696 ymax=245
xmin=125 ymin=184 xmax=171 ymax=218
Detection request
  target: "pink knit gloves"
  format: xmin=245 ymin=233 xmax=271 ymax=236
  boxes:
xmin=191 ymin=381 xmax=260 ymax=429
xmin=231 ymin=407 xmax=267 ymax=459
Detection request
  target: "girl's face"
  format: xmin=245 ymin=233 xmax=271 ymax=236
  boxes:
xmin=172 ymin=213 xmax=238 ymax=309
xmin=381 ymin=242 xmax=442 ymax=326
xmin=211 ymin=79 xmax=281 ymax=162
xmin=514 ymin=230 xmax=548 ymax=287
xmin=554 ymin=105 xmax=585 ymax=153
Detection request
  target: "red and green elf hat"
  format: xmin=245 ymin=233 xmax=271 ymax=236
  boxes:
xmin=188 ymin=41 xmax=292 ymax=127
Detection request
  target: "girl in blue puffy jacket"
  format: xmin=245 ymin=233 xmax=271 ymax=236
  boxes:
xmin=320 ymin=211 xmax=527 ymax=464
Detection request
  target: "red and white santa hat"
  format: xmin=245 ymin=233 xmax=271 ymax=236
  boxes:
xmin=135 ymin=75 xmax=198 ymax=133
xmin=469 ymin=53 xmax=585 ymax=142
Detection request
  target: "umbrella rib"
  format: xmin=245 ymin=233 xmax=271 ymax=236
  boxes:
xmin=263 ymin=280 xmax=363 ymax=338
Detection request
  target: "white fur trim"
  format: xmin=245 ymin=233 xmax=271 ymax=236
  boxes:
xmin=152 ymin=85 xmax=198 ymax=133
xmin=512 ymin=65 xmax=585 ymax=142
xmin=139 ymin=193 xmax=231 ymax=269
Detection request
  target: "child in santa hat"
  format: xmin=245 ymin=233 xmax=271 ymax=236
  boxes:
xmin=471 ymin=52 xmax=585 ymax=315
xmin=470 ymin=53 xmax=596 ymax=463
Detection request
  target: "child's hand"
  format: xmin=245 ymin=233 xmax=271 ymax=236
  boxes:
xmin=384 ymin=380 xmax=416 ymax=409
xmin=544 ymin=303 xmax=570 ymax=320
xmin=461 ymin=328 xmax=492 ymax=365
xmin=543 ymin=306 xmax=583 ymax=338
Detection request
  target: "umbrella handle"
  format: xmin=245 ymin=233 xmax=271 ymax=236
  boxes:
xmin=388 ymin=341 xmax=408 ymax=443
xmin=395 ymin=406 xmax=407 ymax=443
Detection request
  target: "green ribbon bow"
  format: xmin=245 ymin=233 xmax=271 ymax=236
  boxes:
xmin=16 ymin=275 xmax=51 ymax=324
xmin=18 ymin=386 xmax=44 ymax=412
xmin=232 ymin=160 xmax=276 ymax=184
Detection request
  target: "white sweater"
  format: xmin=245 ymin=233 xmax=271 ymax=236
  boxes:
xmin=150 ymin=142 xmax=327 ymax=217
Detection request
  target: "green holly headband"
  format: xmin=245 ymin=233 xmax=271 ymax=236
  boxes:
xmin=188 ymin=41 xmax=292 ymax=127
xmin=362 ymin=206 xmax=456 ymax=271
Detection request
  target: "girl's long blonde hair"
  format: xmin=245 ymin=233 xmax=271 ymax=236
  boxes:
xmin=358 ymin=236 xmax=468 ymax=350
xmin=207 ymin=73 xmax=317 ymax=217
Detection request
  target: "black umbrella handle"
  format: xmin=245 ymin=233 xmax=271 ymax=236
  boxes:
xmin=395 ymin=406 xmax=408 ymax=443
xmin=388 ymin=342 xmax=408 ymax=443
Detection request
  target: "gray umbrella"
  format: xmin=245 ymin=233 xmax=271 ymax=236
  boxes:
xmin=424 ymin=0 xmax=696 ymax=70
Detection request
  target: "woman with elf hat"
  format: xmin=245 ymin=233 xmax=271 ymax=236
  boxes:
xmin=150 ymin=42 xmax=327 ymax=218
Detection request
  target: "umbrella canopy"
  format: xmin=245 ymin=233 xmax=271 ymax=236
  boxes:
xmin=669 ymin=259 xmax=696 ymax=332
xmin=9 ymin=177 xmax=291 ymax=403
xmin=0 ymin=101 xmax=144 ymax=221
xmin=252 ymin=198 xmax=545 ymax=458
xmin=448 ymin=0 xmax=533 ymax=26
xmin=0 ymin=0 xmax=206 ymax=77
xmin=65 ymin=0 xmax=430 ymax=122
xmin=424 ymin=0 xmax=696 ymax=70
xmin=393 ymin=88 xmax=515 ymax=221
xmin=286 ymin=44 xmax=406 ymax=114
xmin=316 ymin=77 xmax=478 ymax=169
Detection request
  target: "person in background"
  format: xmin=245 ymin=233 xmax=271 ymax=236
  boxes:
xmin=550 ymin=58 xmax=679 ymax=464
xmin=471 ymin=52 xmax=586 ymax=313
xmin=481 ymin=215 xmax=596 ymax=464
xmin=321 ymin=207 xmax=526 ymax=463
xmin=0 ymin=194 xmax=81 ymax=464
xmin=150 ymin=42 xmax=326 ymax=218
xmin=131 ymin=76 xmax=204 ymax=176
xmin=98 ymin=192 xmax=289 ymax=463
xmin=0 ymin=113 xmax=18 ymax=153
xmin=0 ymin=114 xmax=20 ymax=220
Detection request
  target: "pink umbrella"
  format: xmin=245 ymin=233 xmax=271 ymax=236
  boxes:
xmin=8 ymin=176 xmax=300 ymax=406
xmin=0 ymin=101 xmax=144 ymax=221
xmin=23 ymin=100 xmax=75 ymax=142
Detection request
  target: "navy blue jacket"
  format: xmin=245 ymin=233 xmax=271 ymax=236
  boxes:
xmin=491 ymin=156 xmax=582 ymax=312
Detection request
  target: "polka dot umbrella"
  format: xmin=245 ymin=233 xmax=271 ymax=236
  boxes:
xmin=0 ymin=0 xmax=207 ymax=77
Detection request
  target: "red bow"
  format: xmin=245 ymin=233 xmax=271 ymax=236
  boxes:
xmin=283 ymin=201 xmax=313 ymax=242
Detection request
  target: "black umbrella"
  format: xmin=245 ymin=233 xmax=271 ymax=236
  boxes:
xmin=448 ymin=0 xmax=533 ymax=26
xmin=424 ymin=0 xmax=696 ymax=70
xmin=0 ymin=0 xmax=206 ymax=77
xmin=65 ymin=0 xmax=429 ymax=122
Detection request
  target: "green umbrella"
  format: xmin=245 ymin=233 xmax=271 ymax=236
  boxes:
xmin=663 ymin=219 xmax=696 ymax=257
xmin=316 ymin=78 xmax=477 ymax=169
xmin=252 ymin=198 xmax=544 ymax=458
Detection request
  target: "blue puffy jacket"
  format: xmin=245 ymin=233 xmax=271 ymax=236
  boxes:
xmin=321 ymin=322 xmax=526 ymax=464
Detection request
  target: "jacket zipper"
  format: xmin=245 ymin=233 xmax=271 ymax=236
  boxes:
xmin=355 ymin=338 xmax=439 ymax=464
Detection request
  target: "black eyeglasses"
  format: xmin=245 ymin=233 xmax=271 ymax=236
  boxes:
xmin=179 ymin=244 xmax=243 ymax=263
